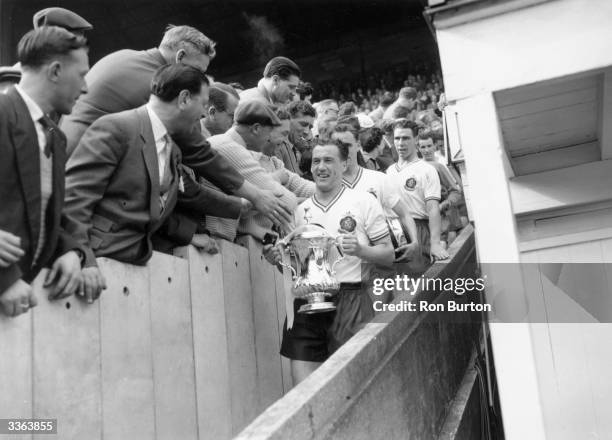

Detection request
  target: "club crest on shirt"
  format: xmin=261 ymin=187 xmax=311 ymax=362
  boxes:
xmin=404 ymin=177 xmax=417 ymax=191
xmin=339 ymin=212 xmax=357 ymax=232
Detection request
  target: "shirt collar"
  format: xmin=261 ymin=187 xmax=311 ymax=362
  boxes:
xmin=14 ymin=85 xmax=44 ymax=123
xmin=227 ymin=126 xmax=247 ymax=147
xmin=145 ymin=103 xmax=168 ymax=145
xmin=257 ymin=79 xmax=274 ymax=104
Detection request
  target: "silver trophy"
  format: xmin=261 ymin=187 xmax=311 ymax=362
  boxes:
xmin=278 ymin=224 xmax=344 ymax=314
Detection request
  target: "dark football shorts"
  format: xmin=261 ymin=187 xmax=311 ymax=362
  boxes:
xmin=280 ymin=283 xmax=374 ymax=362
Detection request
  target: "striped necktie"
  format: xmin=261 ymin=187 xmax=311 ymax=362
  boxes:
xmin=38 ymin=115 xmax=55 ymax=157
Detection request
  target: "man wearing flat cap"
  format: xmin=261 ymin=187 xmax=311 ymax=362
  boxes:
xmin=33 ymin=7 xmax=93 ymax=36
xmin=205 ymin=100 xmax=299 ymax=241
xmin=240 ymin=56 xmax=301 ymax=106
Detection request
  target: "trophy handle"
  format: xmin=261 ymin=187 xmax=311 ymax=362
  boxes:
xmin=278 ymin=261 xmax=297 ymax=279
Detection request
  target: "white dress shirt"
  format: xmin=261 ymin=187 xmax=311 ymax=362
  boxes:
xmin=145 ymin=103 xmax=171 ymax=183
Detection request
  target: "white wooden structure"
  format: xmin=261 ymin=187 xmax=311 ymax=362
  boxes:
xmin=0 ymin=238 xmax=291 ymax=440
xmin=429 ymin=0 xmax=612 ymax=438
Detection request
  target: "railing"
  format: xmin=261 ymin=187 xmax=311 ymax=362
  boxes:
xmin=235 ymin=226 xmax=480 ymax=440
xmin=0 ymin=236 xmax=291 ymax=440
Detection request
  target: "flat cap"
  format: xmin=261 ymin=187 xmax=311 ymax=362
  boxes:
xmin=234 ymin=100 xmax=282 ymax=127
xmin=33 ymin=8 xmax=93 ymax=31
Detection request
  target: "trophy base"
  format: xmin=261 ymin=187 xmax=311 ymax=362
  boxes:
xmin=298 ymin=301 xmax=336 ymax=314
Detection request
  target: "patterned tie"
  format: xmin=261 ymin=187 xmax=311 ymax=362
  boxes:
xmin=38 ymin=115 xmax=55 ymax=157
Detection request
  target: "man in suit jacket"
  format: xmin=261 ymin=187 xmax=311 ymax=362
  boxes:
xmin=63 ymin=64 xmax=211 ymax=302
xmin=239 ymin=56 xmax=301 ymax=106
xmin=0 ymin=27 xmax=87 ymax=317
xmin=60 ymin=24 xmax=292 ymax=229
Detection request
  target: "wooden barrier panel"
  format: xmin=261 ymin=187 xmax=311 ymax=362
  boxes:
xmin=0 ymin=239 xmax=290 ymax=440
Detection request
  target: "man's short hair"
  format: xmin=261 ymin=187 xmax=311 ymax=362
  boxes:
xmin=393 ymin=118 xmax=419 ymax=137
xmin=338 ymin=101 xmax=357 ymax=117
xmin=332 ymin=123 xmax=359 ymax=143
xmin=399 ymin=87 xmax=417 ymax=100
xmin=151 ymin=64 xmax=209 ymax=102
xmin=316 ymin=138 xmax=349 ymax=161
xmin=287 ymin=100 xmax=316 ymax=118
xmin=297 ymin=81 xmax=313 ymax=100
xmin=160 ymin=25 xmax=216 ymax=59
xmin=274 ymin=106 xmax=291 ymax=121
xmin=361 ymin=127 xmax=384 ymax=153
xmin=380 ymin=91 xmax=395 ymax=107
xmin=212 ymin=81 xmax=239 ymax=99
xmin=18 ymin=26 xmax=88 ymax=69
xmin=391 ymin=105 xmax=411 ymax=119
xmin=418 ymin=130 xmax=434 ymax=143
xmin=263 ymin=56 xmax=301 ymax=80
xmin=208 ymin=85 xmax=232 ymax=111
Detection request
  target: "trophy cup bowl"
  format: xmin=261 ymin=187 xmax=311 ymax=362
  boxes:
xmin=278 ymin=224 xmax=344 ymax=314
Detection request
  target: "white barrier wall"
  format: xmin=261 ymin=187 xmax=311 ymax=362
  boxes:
xmin=0 ymin=237 xmax=291 ymax=440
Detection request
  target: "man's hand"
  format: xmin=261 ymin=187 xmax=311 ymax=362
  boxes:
xmin=239 ymin=198 xmax=254 ymax=218
xmin=271 ymin=169 xmax=289 ymax=185
xmin=0 ymin=279 xmax=36 ymax=317
xmin=394 ymin=242 xmax=420 ymax=263
xmin=253 ymin=189 xmax=293 ymax=229
xmin=339 ymin=231 xmax=363 ymax=258
xmin=262 ymin=243 xmax=283 ymax=266
xmin=77 ymin=266 xmax=107 ymax=304
xmin=430 ymin=242 xmax=449 ymax=262
xmin=0 ymin=230 xmax=24 ymax=268
xmin=44 ymin=250 xmax=82 ymax=300
xmin=191 ymin=234 xmax=219 ymax=254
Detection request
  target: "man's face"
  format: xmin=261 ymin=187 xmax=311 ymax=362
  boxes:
xmin=210 ymin=95 xmax=238 ymax=134
xmin=394 ymin=127 xmax=417 ymax=161
xmin=52 ymin=48 xmax=89 ymax=115
xmin=265 ymin=120 xmax=290 ymax=155
xmin=271 ymin=74 xmax=299 ymax=104
xmin=180 ymin=84 xmax=209 ymax=129
xmin=290 ymin=113 xmax=314 ymax=141
xmin=418 ymin=138 xmax=436 ymax=161
xmin=331 ymin=131 xmax=359 ymax=165
xmin=251 ymin=124 xmax=274 ymax=151
xmin=178 ymin=50 xmax=211 ymax=72
xmin=311 ymin=144 xmax=346 ymax=193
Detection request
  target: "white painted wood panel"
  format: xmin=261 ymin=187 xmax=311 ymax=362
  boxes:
xmin=436 ymin=0 xmax=612 ymax=101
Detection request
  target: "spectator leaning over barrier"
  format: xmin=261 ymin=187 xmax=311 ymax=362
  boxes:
xmin=385 ymin=119 xmax=449 ymax=275
xmin=240 ymin=56 xmax=301 ymax=105
xmin=275 ymin=100 xmax=316 ymax=176
xmin=0 ymin=27 xmax=89 ymax=317
xmin=206 ymin=100 xmax=299 ymax=242
xmin=382 ymin=86 xmax=417 ymax=121
xmin=63 ymin=64 xmax=211 ymax=303
xmin=60 ymin=24 xmax=293 ymax=232
xmin=256 ymin=107 xmax=315 ymax=208
xmin=200 ymin=82 xmax=239 ymax=138
xmin=263 ymin=139 xmax=394 ymax=384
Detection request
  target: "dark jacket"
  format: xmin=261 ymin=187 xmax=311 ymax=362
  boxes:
xmin=0 ymin=87 xmax=81 ymax=293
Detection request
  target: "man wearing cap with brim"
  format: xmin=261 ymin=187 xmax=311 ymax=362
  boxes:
xmin=5 ymin=7 xmax=93 ymax=89
xmin=33 ymin=7 xmax=93 ymax=36
xmin=240 ymin=56 xmax=301 ymax=105
xmin=205 ymin=100 xmax=299 ymax=242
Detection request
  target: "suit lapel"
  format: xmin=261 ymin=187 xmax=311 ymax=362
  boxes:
xmin=7 ymin=88 xmax=41 ymax=254
xmin=138 ymin=107 xmax=162 ymax=223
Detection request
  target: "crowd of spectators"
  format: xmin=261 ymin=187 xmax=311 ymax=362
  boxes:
xmin=0 ymin=6 xmax=467 ymax=384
